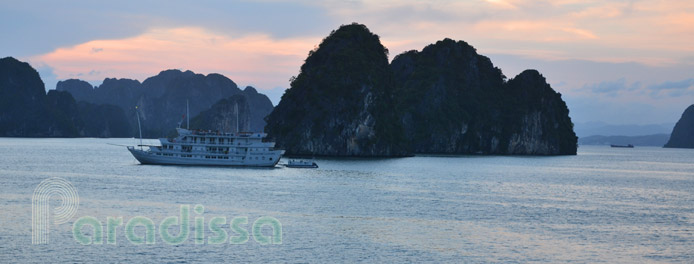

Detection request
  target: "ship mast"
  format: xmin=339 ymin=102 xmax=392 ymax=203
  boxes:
xmin=136 ymin=107 xmax=143 ymax=150
xmin=235 ymin=103 xmax=239 ymax=133
xmin=186 ymin=99 xmax=189 ymax=130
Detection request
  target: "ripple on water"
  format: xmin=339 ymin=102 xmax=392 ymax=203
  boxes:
xmin=0 ymin=139 xmax=692 ymax=263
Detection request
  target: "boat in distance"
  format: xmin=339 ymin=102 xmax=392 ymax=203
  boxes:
xmin=610 ymin=144 xmax=634 ymax=148
xmin=128 ymin=128 xmax=285 ymax=167
xmin=286 ymin=159 xmax=319 ymax=168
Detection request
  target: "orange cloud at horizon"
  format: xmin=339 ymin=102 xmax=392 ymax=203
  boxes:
xmin=326 ymin=0 xmax=694 ymax=67
xmin=26 ymin=0 xmax=694 ymax=94
xmin=31 ymin=27 xmax=321 ymax=90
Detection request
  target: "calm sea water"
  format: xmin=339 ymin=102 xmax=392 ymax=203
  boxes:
xmin=0 ymin=138 xmax=692 ymax=263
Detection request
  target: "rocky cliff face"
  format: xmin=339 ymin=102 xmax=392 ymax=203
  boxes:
xmin=266 ymin=25 xmax=577 ymax=156
xmin=189 ymin=94 xmax=252 ymax=132
xmin=264 ymin=23 xmax=409 ymax=156
xmin=75 ymin=101 xmax=132 ymax=137
xmin=391 ymin=38 xmax=506 ymax=154
xmin=391 ymin=39 xmax=576 ymax=155
xmin=664 ymin=104 xmax=694 ymax=148
xmin=240 ymin=86 xmax=274 ymax=132
xmin=0 ymin=57 xmax=50 ymax=136
xmin=56 ymin=79 xmax=94 ymax=102
xmin=136 ymin=70 xmax=241 ymax=137
xmin=503 ymin=70 xmax=577 ymax=155
xmin=43 ymin=90 xmax=132 ymax=137
xmin=56 ymin=70 xmax=275 ymax=137
xmin=0 ymin=57 xmax=131 ymax=137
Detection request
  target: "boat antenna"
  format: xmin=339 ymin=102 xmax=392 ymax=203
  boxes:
xmin=246 ymin=105 xmax=251 ymax=132
xmin=136 ymin=106 xmax=143 ymax=150
xmin=186 ymin=99 xmax=190 ymax=130
xmin=235 ymin=102 xmax=239 ymax=133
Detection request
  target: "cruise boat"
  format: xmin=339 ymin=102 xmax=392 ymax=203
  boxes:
xmin=127 ymin=102 xmax=284 ymax=167
xmin=128 ymin=128 xmax=284 ymax=167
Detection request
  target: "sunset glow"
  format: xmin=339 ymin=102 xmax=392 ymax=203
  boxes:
xmin=2 ymin=0 xmax=693 ymax=124
xmin=32 ymin=27 xmax=319 ymax=89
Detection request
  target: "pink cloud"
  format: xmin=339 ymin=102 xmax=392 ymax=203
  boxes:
xmin=31 ymin=27 xmax=320 ymax=90
xmin=317 ymin=0 xmax=692 ymax=66
xmin=26 ymin=0 xmax=694 ymax=92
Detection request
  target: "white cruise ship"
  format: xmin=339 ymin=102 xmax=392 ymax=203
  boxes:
xmin=128 ymin=127 xmax=285 ymax=167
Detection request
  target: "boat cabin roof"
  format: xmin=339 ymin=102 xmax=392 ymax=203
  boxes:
xmin=176 ymin=128 xmax=266 ymax=138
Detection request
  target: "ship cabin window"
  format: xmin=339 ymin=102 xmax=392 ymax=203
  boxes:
xmin=269 ymin=158 xmax=272 ymax=161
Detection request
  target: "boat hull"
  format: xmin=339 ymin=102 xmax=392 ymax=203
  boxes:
xmin=128 ymin=147 xmax=283 ymax=167
xmin=286 ymin=165 xmax=318 ymax=168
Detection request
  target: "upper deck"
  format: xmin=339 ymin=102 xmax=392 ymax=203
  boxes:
xmin=177 ymin=128 xmax=267 ymax=139
xmin=163 ymin=128 xmax=275 ymax=148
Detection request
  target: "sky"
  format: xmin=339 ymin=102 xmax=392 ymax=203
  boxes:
xmin=1 ymin=0 xmax=692 ymax=125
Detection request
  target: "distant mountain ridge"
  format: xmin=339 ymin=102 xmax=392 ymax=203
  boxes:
xmin=1 ymin=56 xmax=274 ymax=138
xmin=190 ymin=94 xmax=252 ymax=132
xmin=0 ymin=57 xmax=131 ymax=137
xmin=57 ymin=70 xmax=274 ymax=137
xmin=574 ymin=121 xmax=674 ymax=138
xmin=579 ymin=134 xmax=670 ymax=146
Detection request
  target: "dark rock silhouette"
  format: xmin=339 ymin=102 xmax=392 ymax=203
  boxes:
xmin=0 ymin=57 xmax=131 ymax=137
xmin=0 ymin=57 xmax=50 ymax=136
xmin=503 ymin=70 xmax=577 ymax=154
xmin=266 ymin=24 xmax=577 ymax=156
xmin=240 ymin=86 xmax=274 ymax=132
xmin=56 ymin=79 xmax=94 ymax=101
xmin=392 ymin=38 xmax=507 ymax=154
xmin=135 ymin=70 xmax=240 ymax=137
xmin=57 ymin=70 xmax=274 ymax=137
xmin=190 ymin=94 xmax=252 ymax=133
xmin=664 ymin=104 xmax=694 ymax=148
xmin=265 ymin=23 xmax=410 ymax=156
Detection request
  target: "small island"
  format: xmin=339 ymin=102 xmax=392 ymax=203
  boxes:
xmin=265 ymin=23 xmax=577 ymax=156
